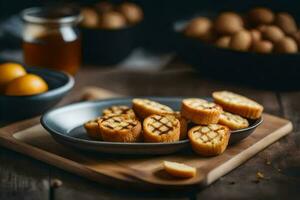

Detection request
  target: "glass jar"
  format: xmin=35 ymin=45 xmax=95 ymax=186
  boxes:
xmin=22 ymin=7 xmax=82 ymax=75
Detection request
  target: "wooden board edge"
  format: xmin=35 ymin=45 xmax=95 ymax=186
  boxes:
xmin=0 ymin=134 xmax=145 ymax=188
xmin=0 ymin=117 xmax=40 ymax=136
xmin=0 ymin=114 xmax=294 ymax=190
xmin=205 ymin=121 xmax=293 ymax=185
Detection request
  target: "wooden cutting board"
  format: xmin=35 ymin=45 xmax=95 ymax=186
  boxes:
xmin=0 ymin=87 xmax=293 ymax=189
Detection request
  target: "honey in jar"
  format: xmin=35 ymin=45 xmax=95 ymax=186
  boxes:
xmin=22 ymin=7 xmax=82 ymax=75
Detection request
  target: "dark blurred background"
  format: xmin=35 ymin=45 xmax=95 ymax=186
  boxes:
xmin=0 ymin=0 xmax=299 ymax=52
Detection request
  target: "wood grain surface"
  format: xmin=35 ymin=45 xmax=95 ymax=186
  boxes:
xmin=0 ymin=112 xmax=292 ymax=189
xmin=0 ymin=66 xmax=299 ymax=199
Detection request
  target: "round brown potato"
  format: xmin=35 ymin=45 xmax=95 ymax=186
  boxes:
xmin=249 ymin=29 xmax=261 ymax=42
xmin=274 ymin=37 xmax=298 ymax=53
xmin=215 ymin=36 xmax=231 ymax=48
xmin=100 ymin=11 xmax=127 ymax=29
xmin=252 ymin=40 xmax=273 ymax=53
xmin=261 ymin=25 xmax=285 ymax=43
xmin=291 ymin=31 xmax=300 ymax=47
xmin=80 ymin=8 xmax=99 ymax=28
xmin=257 ymin=25 xmax=267 ymax=32
xmin=230 ymin=30 xmax=252 ymax=51
xmin=247 ymin=7 xmax=274 ymax=25
xmin=184 ymin=17 xmax=214 ymax=41
xmin=117 ymin=2 xmax=143 ymax=24
xmin=275 ymin=12 xmax=297 ymax=35
xmin=94 ymin=1 xmax=114 ymax=13
xmin=214 ymin=12 xmax=244 ymax=35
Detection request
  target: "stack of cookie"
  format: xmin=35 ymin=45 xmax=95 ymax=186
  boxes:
xmin=183 ymin=91 xmax=263 ymax=156
xmin=84 ymin=91 xmax=263 ymax=156
xmin=84 ymin=99 xmax=185 ymax=143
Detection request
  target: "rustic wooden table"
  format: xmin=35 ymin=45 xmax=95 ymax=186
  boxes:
xmin=0 ymin=63 xmax=299 ymax=200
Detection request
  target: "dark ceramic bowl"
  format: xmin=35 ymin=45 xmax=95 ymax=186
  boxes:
xmin=0 ymin=67 xmax=74 ymax=122
xmin=81 ymin=22 xmax=142 ymax=65
xmin=41 ymin=97 xmax=262 ymax=155
xmin=173 ymin=18 xmax=300 ymax=89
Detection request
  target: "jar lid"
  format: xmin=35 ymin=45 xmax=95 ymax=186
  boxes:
xmin=21 ymin=6 xmax=82 ymax=25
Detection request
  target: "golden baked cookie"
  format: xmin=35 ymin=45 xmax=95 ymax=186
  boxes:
xmin=181 ymin=98 xmax=222 ymax=125
xmin=99 ymin=115 xmax=142 ymax=142
xmin=219 ymin=111 xmax=249 ymax=130
xmin=143 ymin=114 xmax=180 ymax=143
xmin=84 ymin=117 xmax=102 ymax=140
xmin=212 ymin=91 xmax=263 ymax=119
xmin=174 ymin=112 xmax=188 ymax=140
xmin=188 ymin=124 xmax=230 ymax=156
xmin=163 ymin=161 xmax=196 ymax=178
xmin=132 ymin=98 xmax=173 ymax=119
xmin=102 ymin=105 xmax=135 ymax=118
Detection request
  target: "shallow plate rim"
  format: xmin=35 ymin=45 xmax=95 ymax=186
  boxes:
xmin=40 ymin=96 xmax=262 ymax=147
xmin=41 ymin=97 xmax=190 ymax=146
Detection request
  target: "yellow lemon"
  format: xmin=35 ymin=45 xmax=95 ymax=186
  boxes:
xmin=5 ymin=74 xmax=48 ymax=96
xmin=0 ymin=62 xmax=27 ymax=92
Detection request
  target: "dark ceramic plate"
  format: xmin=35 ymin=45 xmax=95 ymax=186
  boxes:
xmin=0 ymin=67 xmax=74 ymax=122
xmin=41 ymin=97 xmax=263 ymax=155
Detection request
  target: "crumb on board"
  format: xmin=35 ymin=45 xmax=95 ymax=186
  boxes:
xmin=253 ymin=171 xmax=271 ymax=183
xmin=252 ymin=171 xmax=265 ymax=183
xmin=256 ymin=171 xmax=265 ymax=179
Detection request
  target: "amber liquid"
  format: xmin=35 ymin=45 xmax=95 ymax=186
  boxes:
xmin=23 ymin=34 xmax=81 ymax=75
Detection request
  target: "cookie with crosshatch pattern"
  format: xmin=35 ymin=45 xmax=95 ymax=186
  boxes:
xmin=84 ymin=117 xmax=103 ymax=140
xmin=188 ymin=124 xmax=230 ymax=156
xmin=102 ymin=105 xmax=136 ymax=118
xmin=212 ymin=91 xmax=263 ymax=119
xmin=181 ymin=98 xmax=223 ymax=125
xmin=219 ymin=111 xmax=249 ymax=130
xmin=143 ymin=114 xmax=180 ymax=142
xmin=132 ymin=98 xmax=174 ymax=119
xmin=99 ymin=114 xmax=142 ymax=142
